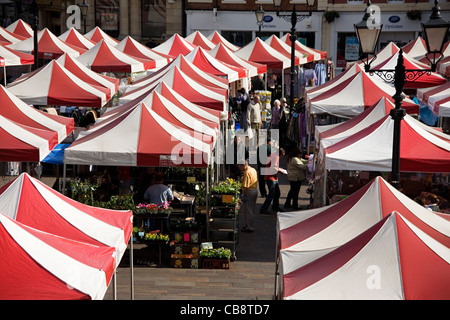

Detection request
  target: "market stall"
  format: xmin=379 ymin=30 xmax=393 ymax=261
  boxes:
xmin=56 ymin=53 xmax=119 ymax=98
xmin=208 ymin=43 xmax=267 ymax=78
xmin=185 ymin=46 xmax=248 ymax=82
xmin=0 ymin=172 xmax=133 ymax=299
xmin=119 ymin=65 xmax=227 ymax=112
xmin=265 ymin=35 xmax=307 ymax=65
xmin=276 ymin=176 xmax=450 ymax=299
xmin=281 ymin=33 xmax=327 ymax=61
xmin=0 ymin=26 xmax=27 ymax=46
xmin=76 ymin=39 xmax=155 ymax=74
xmin=6 ymin=59 xmax=111 ymax=108
xmin=185 ymin=31 xmax=216 ymax=50
xmin=5 ymin=19 xmax=33 ymax=38
xmin=84 ymin=26 xmax=119 ymax=46
xmin=58 ymin=27 xmax=95 ymax=50
xmin=208 ymin=31 xmax=240 ymax=52
xmin=0 ymin=211 xmax=117 ymax=300
xmin=0 ymin=84 xmax=74 ymax=142
xmin=115 ymin=36 xmax=173 ymax=70
xmin=281 ymin=212 xmax=450 ymax=300
xmin=7 ymin=28 xmax=86 ymax=59
xmin=152 ymin=33 xmax=196 ymax=57
xmin=0 ymin=114 xmax=58 ymax=162
xmin=314 ymin=113 xmax=450 ymax=206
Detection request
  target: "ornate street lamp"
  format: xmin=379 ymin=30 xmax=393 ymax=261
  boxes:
xmin=273 ymin=0 xmax=316 ymax=111
xmin=32 ymin=0 xmax=53 ymax=70
xmin=255 ymin=5 xmax=265 ymax=37
xmin=78 ymin=0 xmax=89 ymax=34
xmin=354 ymin=0 xmax=449 ymax=189
xmin=422 ymin=0 xmax=450 ymax=69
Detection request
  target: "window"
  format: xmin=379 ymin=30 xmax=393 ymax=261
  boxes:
xmin=220 ymin=31 xmax=253 ymax=47
xmin=95 ymin=0 xmax=120 ymax=38
xmin=142 ymin=0 xmax=167 ymax=39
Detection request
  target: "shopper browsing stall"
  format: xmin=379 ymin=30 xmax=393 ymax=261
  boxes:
xmin=238 ymin=160 xmax=258 ymax=232
xmin=143 ymin=172 xmax=173 ymax=204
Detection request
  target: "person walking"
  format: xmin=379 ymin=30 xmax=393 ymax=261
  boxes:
xmin=256 ymin=138 xmax=272 ymax=197
xmin=270 ymin=99 xmax=282 ymax=130
xmin=279 ymin=97 xmax=290 ymax=148
xmin=238 ymin=160 xmax=258 ymax=232
xmin=284 ymin=148 xmax=308 ymax=210
xmin=259 ymin=147 xmax=286 ymax=214
xmin=247 ymin=93 xmax=262 ymax=146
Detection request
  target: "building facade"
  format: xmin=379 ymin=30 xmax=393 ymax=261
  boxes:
xmin=10 ymin=0 xmax=450 ymax=70
xmin=320 ymin=0 xmax=450 ymax=69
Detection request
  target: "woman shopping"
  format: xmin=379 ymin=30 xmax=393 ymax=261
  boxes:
xmin=284 ymin=148 xmax=308 ymax=210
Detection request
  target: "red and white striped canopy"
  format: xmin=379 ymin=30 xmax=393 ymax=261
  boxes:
xmin=282 ymin=212 xmax=450 ymax=300
xmin=277 ymin=177 xmax=450 ymax=299
xmin=0 ymin=114 xmax=57 ymax=162
xmin=120 ymin=65 xmax=227 ymax=111
xmin=7 ymin=28 xmax=86 ymax=59
xmin=265 ymin=35 xmax=304 ymax=65
xmin=315 ymin=97 xmax=394 ymax=152
xmin=281 ymin=33 xmax=327 ymax=60
xmin=308 ymin=64 xmax=419 ymax=118
xmin=0 ymin=173 xmax=133 ymax=262
xmin=84 ymin=26 xmax=119 ymax=46
xmin=371 ymin=50 xmax=446 ymax=89
xmin=5 ymin=19 xmax=33 ymax=38
xmin=77 ymin=39 xmax=155 ymax=73
xmin=0 ymin=44 xmax=33 ymax=66
xmin=402 ymin=37 xmax=428 ymax=60
xmin=152 ymin=33 xmax=196 ymax=57
xmin=7 ymin=59 xmax=110 ymax=108
xmin=0 ymin=211 xmax=117 ymax=300
xmin=235 ymin=37 xmax=292 ymax=70
xmin=0 ymin=26 xmax=27 ymax=46
xmin=417 ymin=81 xmax=450 ymax=117
xmin=349 ymin=42 xmax=399 ymax=69
xmin=56 ymin=53 xmax=119 ymax=98
xmin=0 ymin=172 xmax=133 ymax=299
xmin=185 ymin=31 xmax=216 ymax=50
xmin=128 ymin=54 xmax=228 ymax=93
xmin=101 ymin=85 xmax=218 ymax=141
xmin=208 ymin=43 xmax=267 ymax=78
xmin=185 ymin=46 xmax=248 ymax=82
xmin=323 ymin=113 xmax=450 ymax=172
xmin=208 ymin=31 xmax=240 ymax=52
xmin=64 ymin=101 xmax=213 ymax=167
xmin=58 ymin=27 xmax=95 ymax=50
xmin=115 ymin=36 xmax=172 ymax=69
xmin=0 ymin=84 xmax=73 ymax=142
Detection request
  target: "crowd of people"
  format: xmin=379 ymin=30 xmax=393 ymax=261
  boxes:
xmin=231 ymin=74 xmax=310 ymax=233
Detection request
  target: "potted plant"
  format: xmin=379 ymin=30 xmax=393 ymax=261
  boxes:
xmin=324 ymin=10 xmax=340 ymax=23
xmin=200 ymin=247 xmax=232 ymax=269
xmin=407 ymin=10 xmax=421 ymax=21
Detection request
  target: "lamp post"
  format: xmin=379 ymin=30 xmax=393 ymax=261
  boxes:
xmin=273 ymin=0 xmax=315 ymax=111
xmin=79 ymin=0 xmax=89 ymax=34
xmin=31 ymin=0 xmax=53 ymax=70
xmin=255 ymin=5 xmax=265 ymax=38
xmin=354 ymin=0 xmax=449 ymax=189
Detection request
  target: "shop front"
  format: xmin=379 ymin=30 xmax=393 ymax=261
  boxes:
xmin=185 ymin=10 xmax=322 ymax=49
xmin=329 ymin=10 xmax=450 ymax=74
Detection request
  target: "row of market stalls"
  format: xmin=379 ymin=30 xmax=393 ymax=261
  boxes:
xmin=275 ymin=36 xmax=450 ymax=300
xmin=0 ymin=20 xmax=328 ymax=299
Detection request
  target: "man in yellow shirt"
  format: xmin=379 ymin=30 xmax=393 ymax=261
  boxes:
xmin=238 ymin=160 xmax=258 ymax=232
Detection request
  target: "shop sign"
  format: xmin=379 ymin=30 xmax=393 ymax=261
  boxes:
xmin=388 ymin=15 xmax=401 ymax=23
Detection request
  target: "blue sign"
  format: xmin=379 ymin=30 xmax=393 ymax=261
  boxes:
xmin=389 ymin=15 xmax=401 ymax=23
xmin=263 ymin=15 xmax=273 ymax=23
